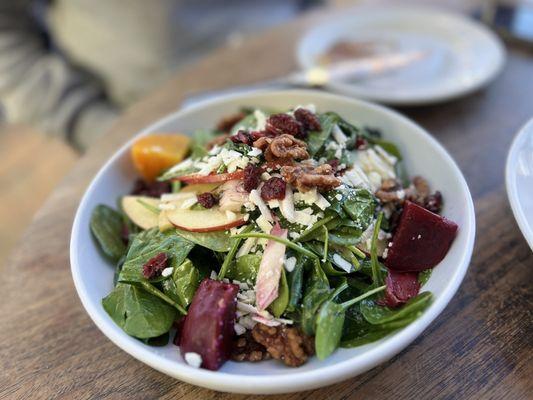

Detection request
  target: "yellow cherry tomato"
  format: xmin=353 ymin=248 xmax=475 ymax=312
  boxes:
xmin=131 ymin=134 xmax=191 ymax=182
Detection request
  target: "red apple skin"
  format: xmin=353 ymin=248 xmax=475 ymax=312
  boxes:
xmin=385 ymin=201 xmax=458 ymax=272
xmin=170 ymin=218 xmax=245 ymax=233
xmin=174 ymin=170 xmax=244 ymax=184
xmin=180 ymin=278 xmax=239 ymax=370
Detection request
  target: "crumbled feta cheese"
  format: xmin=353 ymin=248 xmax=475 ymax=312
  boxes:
xmin=417 ymin=234 xmax=422 ymax=239
xmin=184 ymin=352 xmax=202 ymax=368
xmin=284 ymin=256 xmax=297 ymax=272
xmin=294 ymin=187 xmax=318 ymax=204
xmin=335 ymin=193 xmax=343 ymax=201
xmin=342 ymin=166 xmax=372 ymax=190
xmin=248 ymin=147 xmax=262 ymax=157
xmin=289 ymin=232 xmax=300 ymax=240
xmin=268 ymin=199 xmax=280 ymax=208
xmin=382 ymin=248 xmax=389 ymax=259
xmin=210 ymin=270 xmax=217 ymax=279
xmin=333 ymin=254 xmax=352 ymax=272
xmin=261 ymin=172 xmax=271 ymax=180
xmin=234 ymin=323 xmax=246 ymax=336
xmin=208 ymin=145 xmax=222 ymax=156
xmin=161 ymin=267 xmax=173 ymax=277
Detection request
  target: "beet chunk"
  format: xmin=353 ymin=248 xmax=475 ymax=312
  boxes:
xmin=379 ymin=270 xmax=420 ymax=308
xmin=385 ymin=201 xmax=458 ymax=272
xmin=180 ymin=278 xmax=239 ymax=370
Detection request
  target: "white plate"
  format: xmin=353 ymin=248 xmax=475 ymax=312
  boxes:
xmin=70 ymin=90 xmax=475 ymax=394
xmin=506 ymin=118 xmax=533 ymax=250
xmin=297 ymin=6 xmax=506 ymax=105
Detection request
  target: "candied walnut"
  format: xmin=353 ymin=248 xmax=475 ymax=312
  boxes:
xmin=131 ymin=179 xmax=170 ymax=197
xmin=281 ymin=163 xmax=341 ymax=192
xmin=216 ymin=111 xmax=246 ymax=133
xmin=405 ymin=176 xmax=443 ymax=214
xmin=206 ymin=134 xmax=230 ymax=149
xmin=142 ymin=253 xmax=168 ymax=279
xmin=261 ymin=177 xmax=286 ymax=201
xmin=252 ymin=324 xmax=314 ymax=367
xmin=375 ymin=178 xmax=404 ymax=204
xmin=231 ymin=332 xmax=271 ymax=362
xmin=230 ymin=130 xmax=253 ymax=146
xmin=197 ymin=192 xmax=218 ymax=209
xmin=254 ymin=134 xmax=309 ymax=163
xmin=243 ymin=164 xmax=262 ymax=192
xmin=294 ymin=108 xmax=321 ymax=132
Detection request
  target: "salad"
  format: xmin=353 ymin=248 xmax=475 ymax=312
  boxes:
xmin=90 ymin=105 xmax=458 ymax=371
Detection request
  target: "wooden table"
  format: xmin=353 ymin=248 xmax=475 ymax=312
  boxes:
xmin=2 ymin=4 xmax=532 ymax=400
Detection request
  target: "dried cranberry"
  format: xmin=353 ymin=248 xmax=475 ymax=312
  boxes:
xmin=197 ymin=192 xmax=218 ymax=209
xmin=142 ymin=253 xmax=168 ymax=279
xmin=131 ymin=179 xmax=171 ymax=197
xmin=265 ymin=114 xmax=304 ymax=138
xmin=243 ymin=164 xmax=261 ymax=192
xmin=250 ymin=130 xmax=275 ymax=141
xmin=294 ymin=108 xmax=321 ymax=132
xmin=230 ymin=130 xmax=253 ymax=146
xmin=355 ymin=137 xmax=368 ymax=150
xmin=425 ymin=191 xmax=443 ymax=214
xmin=261 ymin=177 xmax=286 ymax=201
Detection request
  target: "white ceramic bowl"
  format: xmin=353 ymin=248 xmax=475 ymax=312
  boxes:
xmin=505 ymin=118 xmax=533 ymax=250
xmin=70 ymin=90 xmax=475 ymax=394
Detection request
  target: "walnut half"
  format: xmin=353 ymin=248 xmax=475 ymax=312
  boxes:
xmin=251 ymin=323 xmax=314 ymax=367
xmin=281 ymin=162 xmax=341 ymax=192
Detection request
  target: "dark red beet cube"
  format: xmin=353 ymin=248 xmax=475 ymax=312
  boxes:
xmin=179 ymin=278 xmax=239 ymax=370
xmin=385 ymin=201 xmax=458 ymax=272
xmin=379 ymin=270 xmax=420 ymax=308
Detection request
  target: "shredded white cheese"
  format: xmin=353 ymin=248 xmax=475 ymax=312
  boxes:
xmin=254 ymin=109 xmax=267 ymax=131
xmin=256 ymin=214 xmax=273 ymax=234
xmin=333 ymin=254 xmax=352 ymax=272
xmin=161 ymin=267 xmax=173 ymax=277
xmin=332 ymin=124 xmax=348 ymax=145
xmin=249 ymin=189 xmax=273 ymax=222
xmin=279 ymin=185 xmax=296 ymax=223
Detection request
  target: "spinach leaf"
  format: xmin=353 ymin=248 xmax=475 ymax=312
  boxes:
xmin=218 ymin=225 xmax=253 ymax=279
xmin=102 ymin=283 xmax=177 ymax=339
xmin=306 ymin=113 xmax=338 ymax=156
xmin=368 ymin=138 xmax=403 ymax=160
xmin=370 ymin=212 xmax=384 ymax=285
xmin=90 ymin=205 xmax=127 ymax=262
xmin=418 ymin=269 xmax=432 ymax=286
xmin=162 ymin=259 xmax=200 ymax=308
xmin=230 ymin=113 xmax=257 ymax=135
xmin=118 ymin=228 xmax=195 ymax=283
xmin=226 ymin=254 xmax=261 ymax=283
xmin=141 ymin=332 xmax=170 ymax=346
xmin=328 ymin=226 xmax=363 ymax=246
xmin=360 ymin=292 xmax=433 ymax=325
xmin=341 ymin=189 xmax=376 ymax=230
xmin=315 ymin=301 xmax=345 ymax=360
xmin=174 ymin=229 xmax=232 ymax=252
xmin=300 ymin=260 xmax=330 ymax=335
xmin=269 ymin=269 xmax=289 ymax=318
xmin=190 ymin=129 xmax=218 ymax=159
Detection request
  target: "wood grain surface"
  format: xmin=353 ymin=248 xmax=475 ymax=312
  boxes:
xmin=1 ymin=4 xmax=532 ymax=400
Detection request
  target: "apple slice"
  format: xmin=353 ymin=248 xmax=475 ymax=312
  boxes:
xmin=121 ymin=196 xmax=159 ymax=230
xmin=174 ymin=170 xmax=244 ymax=184
xmin=158 ymin=211 xmax=173 ymax=232
xmin=180 ymin=182 xmax=221 ymax=194
xmin=166 ymin=205 xmax=246 ymax=232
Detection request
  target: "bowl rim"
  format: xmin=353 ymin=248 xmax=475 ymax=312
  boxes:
xmin=505 ymin=117 xmax=533 ymax=250
xmin=70 ymin=89 xmax=476 ymax=394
